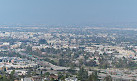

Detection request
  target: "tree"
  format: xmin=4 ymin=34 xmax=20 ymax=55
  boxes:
xmin=10 ymin=70 xmax=15 ymax=81
xmin=131 ymin=79 xmax=136 ymax=81
xmin=39 ymin=39 xmax=48 ymax=44
xmin=88 ymin=71 xmax=98 ymax=81
xmin=103 ymin=75 xmax=112 ymax=81
xmin=58 ymin=72 xmax=65 ymax=80
xmin=45 ymin=72 xmax=50 ymax=77
xmin=2 ymin=75 xmax=8 ymax=81
xmin=77 ymin=67 xmax=88 ymax=81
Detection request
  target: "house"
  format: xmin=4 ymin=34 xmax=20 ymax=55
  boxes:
xmin=49 ymin=74 xmax=58 ymax=80
xmin=21 ymin=76 xmax=44 ymax=81
xmin=65 ymin=77 xmax=78 ymax=81
xmin=31 ymin=76 xmax=44 ymax=81
xmin=21 ymin=78 xmax=32 ymax=81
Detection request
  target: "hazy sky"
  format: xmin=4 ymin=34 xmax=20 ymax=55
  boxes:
xmin=0 ymin=0 xmax=137 ymax=25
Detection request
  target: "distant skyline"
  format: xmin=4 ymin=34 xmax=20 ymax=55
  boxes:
xmin=0 ymin=0 xmax=137 ymax=25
